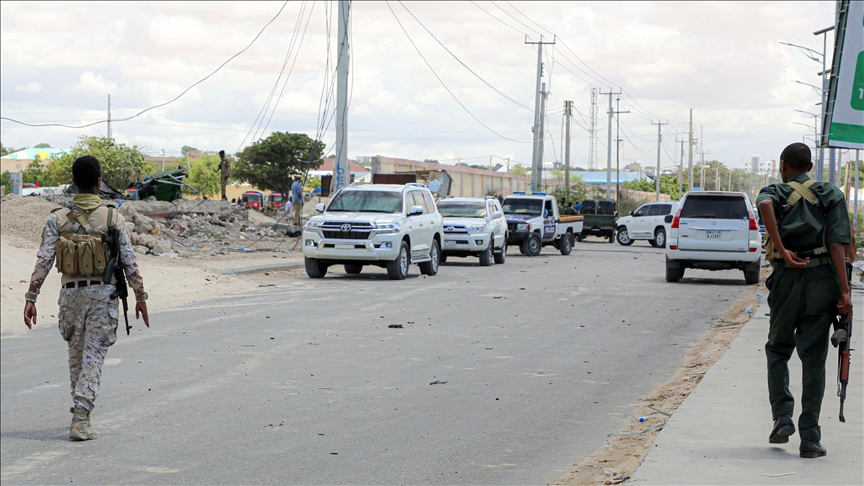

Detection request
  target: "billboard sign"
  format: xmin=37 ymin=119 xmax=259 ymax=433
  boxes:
xmin=824 ymin=0 xmax=864 ymax=149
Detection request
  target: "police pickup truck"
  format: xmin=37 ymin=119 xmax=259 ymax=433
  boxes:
xmin=503 ymin=192 xmax=584 ymax=256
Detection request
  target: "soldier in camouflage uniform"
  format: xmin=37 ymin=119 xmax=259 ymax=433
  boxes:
xmin=219 ymin=150 xmax=231 ymax=202
xmin=756 ymin=142 xmax=852 ymax=458
xmin=24 ymin=155 xmax=150 ymax=441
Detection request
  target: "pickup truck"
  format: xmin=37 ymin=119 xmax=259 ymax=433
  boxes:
xmin=577 ymin=200 xmax=617 ymax=243
xmin=502 ymin=192 xmax=584 ymax=256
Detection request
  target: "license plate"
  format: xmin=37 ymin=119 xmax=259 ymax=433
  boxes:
xmin=443 ymin=240 xmax=457 ymax=248
xmin=335 ymin=244 xmax=355 ymax=250
xmin=706 ymin=231 xmax=722 ymax=239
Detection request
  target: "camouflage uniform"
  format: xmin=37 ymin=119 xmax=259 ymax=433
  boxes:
xmin=27 ymin=205 xmax=146 ymax=415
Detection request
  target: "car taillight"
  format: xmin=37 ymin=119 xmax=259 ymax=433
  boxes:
xmin=749 ymin=215 xmax=758 ymax=231
xmin=671 ymin=209 xmax=681 ymax=229
xmin=670 ymin=245 xmax=678 ymax=250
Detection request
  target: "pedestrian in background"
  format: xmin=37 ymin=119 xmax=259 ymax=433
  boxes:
xmin=291 ymin=175 xmax=303 ymax=226
xmin=24 ymin=155 xmax=150 ymax=441
xmin=756 ymin=142 xmax=852 ymax=459
xmin=219 ymin=150 xmax=231 ymax=201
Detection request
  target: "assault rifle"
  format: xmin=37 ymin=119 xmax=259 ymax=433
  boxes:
xmin=832 ymin=261 xmax=854 ymax=423
xmin=102 ymin=225 xmax=131 ymax=335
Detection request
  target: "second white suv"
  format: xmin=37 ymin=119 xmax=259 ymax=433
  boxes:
xmin=437 ymin=197 xmax=508 ymax=266
xmin=302 ymin=183 xmax=444 ymax=280
xmin=665 ymin=191 xmax=762 ymax=284
xmin=616 ymin=201 xmax=679 ymax=248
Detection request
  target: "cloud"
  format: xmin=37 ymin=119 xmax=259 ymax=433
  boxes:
xmin=73 ymin=71 xmax=118 ymax=95
xmin=14 ymin=81 xmax=42 ymax=93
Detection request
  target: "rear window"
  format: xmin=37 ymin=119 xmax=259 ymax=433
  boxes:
xmin=680 ymin=195 xmax=748 ymax=219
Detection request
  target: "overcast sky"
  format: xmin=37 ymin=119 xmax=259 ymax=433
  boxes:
xmin=0 ymin=1 xmax=838 ymax=170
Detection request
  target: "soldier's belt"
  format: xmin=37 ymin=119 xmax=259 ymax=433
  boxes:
xmin=774 ymin=256 xmax=832 ymax=268
xmin=64 ymin=280 xmax=105 ymax=288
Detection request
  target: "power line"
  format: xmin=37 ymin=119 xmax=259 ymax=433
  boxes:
xmin=385 ymin=1 xmax=531 ymax=144
xmin=490 ymin=1 xmax=543 ymax=36
xmin=1 ymin=1 xmax=291 ymax=130
xmin=469 ymin=1 xmax=525 ymax=36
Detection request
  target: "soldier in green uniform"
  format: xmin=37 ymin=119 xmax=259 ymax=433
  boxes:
xmin=756 ymin=142 xmax=852 ymax=458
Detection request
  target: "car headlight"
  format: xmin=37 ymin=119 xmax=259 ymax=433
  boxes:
xmin=469 ymin=224 xmax=488 ymax=234
xmin=305 ymin=221 xmax=321 ymax=229
xmin=516 ymin=223 xmax=530 ymax=231
xmin=373 ymin=223 xmax=401 ymax=234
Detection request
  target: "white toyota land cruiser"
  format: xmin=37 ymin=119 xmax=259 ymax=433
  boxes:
xmin=302 ymin=183 xmax=444 ymax=280
xmin=437 ymin=197 xmax=508 ymax=266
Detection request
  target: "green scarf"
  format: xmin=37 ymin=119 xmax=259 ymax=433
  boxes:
xmin=73 ymin=194 xmax=102 ymax=212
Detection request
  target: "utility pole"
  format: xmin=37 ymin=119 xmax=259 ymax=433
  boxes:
xmin=854 ymin=149 xmax=860 ymax=228
xmin=161 ymin=149 xmax=165 ymax=171
xmin=699 ymin=149 xmax=709 ymax=191
xmin=829 ymin=147 xmax=836 ymax=185
xmin=600 ymin=89 xmax=622 ymax=200
xmin=614 ymin=97 xmax=628 ymax=205
xmin=679 ymin=139 xmax=685 ymax=198
xmin=589 ymin=88 xmax=598 ymax=170
xmin=526 ymin=35 xmax=555 ymax=192
xmin=564 ymin=100 xmax=572 ymax=203
xmin=332 ymin=0 xmax=351 ymax=194
xmin=652 ymin=120 xmax=667 ymax=201
xmin=107 ymin=94 xmax=112 ymax=140
xmin=715 ymin=165 xmax=720 ymax=191
xmin=688 ymin=109 xmax=694 ymax=189
xmin=537 ymin=82 xmax=548 ymax=191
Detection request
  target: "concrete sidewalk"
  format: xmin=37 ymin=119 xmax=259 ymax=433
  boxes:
xmin=631 ymin=289 xmax=864 ymax=485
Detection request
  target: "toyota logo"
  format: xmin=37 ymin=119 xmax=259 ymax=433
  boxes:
xmin=445 ymin=226 xmax=454 ymax=232
xmin=340 ymin=224 xmax=352 ymax=232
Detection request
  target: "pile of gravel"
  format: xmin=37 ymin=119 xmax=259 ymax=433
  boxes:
xmin=0 ymin=194 xmax=64 ymax=248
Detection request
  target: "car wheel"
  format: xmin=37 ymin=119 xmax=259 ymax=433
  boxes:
xmin=344 ymin=263 xmax=363 ymax=275
xmin=666 ymin=265 xmax=681 ymax=283
xmin=440 ymin=254 xmax=448 ymax=264
xmin=387 ymin=241 xmax=410 ymax=280
xmin=479 ymin=242 xmax=493 ymax=266
xmin=305 ymin=257 xmax=327 ymax=278
xmin=654 ymin=228 xmax=667 ymax=248
xmin=559 ymin=232 xmax=573 ymax=255
xmin=522 ymin=233 xmax=542 ymax=256
xmin=744 ymin=258 xmax=761 ymax=284
xmin=575 ymin=234 xmax=585 ymax=242
xmin=418 ymin=239 xmax=440 ymax=276
xmin=494 ymin=241 xmax=507 ymax=264
xmin=617 ymin=227 xmax=634 ymax=246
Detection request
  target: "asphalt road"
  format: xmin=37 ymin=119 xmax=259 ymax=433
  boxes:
xmin=1 ymin=241 xmax=753 ymax=484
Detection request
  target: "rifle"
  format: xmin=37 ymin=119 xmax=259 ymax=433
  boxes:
xmin=832 ymin=261 xmax=854 ymax=423
xmin=102 ymin=225 xmax=131 ymax=335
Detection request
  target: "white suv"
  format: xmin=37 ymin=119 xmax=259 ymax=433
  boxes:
xmin=302 ymin=183 xmax=444 ymax=280
xmin=616 ymin=201 xmax=679 ymax=248
xmin=437 ymin=197 xmax=508 ymax=266
xmin=665 ymin=191 xmax=762 ymax=284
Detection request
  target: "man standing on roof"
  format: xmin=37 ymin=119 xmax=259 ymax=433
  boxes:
xmin=291 ymin=175 xmax=303 ymax=226
xmin=23 ymin=155 xmax=150 ymax=441
xmin=756 ymin=142 xmax=852 ymax=459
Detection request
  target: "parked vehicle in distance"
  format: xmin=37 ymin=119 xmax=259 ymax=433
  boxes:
xmin=437 ymin=197 xmax=508 ymax=266
xmin=267 ymin=192 xmax=286 ymax=210
xmin=665 ymin=192 xmax=762 ymax=284
xmin=302 ymin=183 xmax=443 ymax=280
xmin=502 ymin=192 xmax=584 ymax=256
xmin=616 ymin=201 xmax=679 ymax=248
xmin=241 ymin=190 xmax=265 ymax=211
xmin=577 ymin=200 xmax=618 ymax=243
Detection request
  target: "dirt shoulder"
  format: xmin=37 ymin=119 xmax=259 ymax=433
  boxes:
xmin=553 ymin=273 xmax=768 ymax=485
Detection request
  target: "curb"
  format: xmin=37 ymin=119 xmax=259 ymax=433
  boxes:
xmin=216 ymin=262 xmax=304 ymax=275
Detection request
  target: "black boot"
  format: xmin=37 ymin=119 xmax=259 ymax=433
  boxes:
xmin=799 ymin=440 xmax=827 ymax=458
xmin=769 ymin=415 xmax=795 ymax=444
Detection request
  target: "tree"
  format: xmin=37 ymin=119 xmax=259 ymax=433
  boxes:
xmin=181 ymin=145 xmax=199 ymax=157
xmin=623 ymin=175 xmax=690 ymax=200
xmin=305 ymin=175 xmax=322 ymax=189
xmin=509 ymin=163 xmax=528 ymax=176
xmin=234 ymin=132 xmax=324 ymax=195
xmin=186 ymin=153 xmax=222 ymax=198
xmin=22 ymin=160 xmax=53 ymax=187
xmin=1 ymin=143 xmax=20 ymax=156
xmin=423 ymin=159 xmax=439 ymax=164
xmin=33 ymin=142 xmax=52 ymax=148
xmin=550 ymin=173 xmax=589 ymax=203
xmin=45 ymin=136 xmax=153 ymax=189
xmin=1 ymin=171 xmax=12 ymax=193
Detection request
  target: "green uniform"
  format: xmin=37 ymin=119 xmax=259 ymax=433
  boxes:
xmin=756 ymin=172 xmax=850 ymax=442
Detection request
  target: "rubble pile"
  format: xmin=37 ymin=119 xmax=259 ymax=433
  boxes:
xmin=1 ymin=194 xmax=64 ymax=248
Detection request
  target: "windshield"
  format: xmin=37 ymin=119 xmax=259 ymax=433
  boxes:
xmin=437 ymin=201 xmax=487 ymax=218
xmin=680 ymin=196 xmax=748 ymax=219
xmin=270 ymin=195 xmax=283 ymax=202
xmin=328 ymin=190 xmax=403 ymax=213
xmin=502 ymin=198 xmax=542 ymax=216
xmin=244 ymin=194 xmax=261 ymax=202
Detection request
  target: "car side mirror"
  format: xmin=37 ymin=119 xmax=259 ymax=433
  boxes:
xmin=492 ymin=211 xmax=502 ymax=219
xmin=409 ymin=205 xmax=424 ymax=216
xmin=629 ymin=210 xmax=634 ymax=216
xmin=664 ymin=215 xmax=673 ymax=224
xmin=315 ymin=203 xmax=325 ymax=213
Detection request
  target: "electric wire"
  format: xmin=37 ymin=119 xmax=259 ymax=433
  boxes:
xmin=1 ymin=1 xmax=291 ymax=129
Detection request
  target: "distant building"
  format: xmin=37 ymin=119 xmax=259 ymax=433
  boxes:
xmin=623 ymin=162 xmax=642 ymax=173
xmin=1 ymin=148 xmax=71 ymax=174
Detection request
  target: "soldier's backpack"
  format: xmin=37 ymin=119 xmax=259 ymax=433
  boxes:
xmin=763 ymin=180 xmax=826 ymax=262
xmin=55 ymin=207 xmax=113 ymax=278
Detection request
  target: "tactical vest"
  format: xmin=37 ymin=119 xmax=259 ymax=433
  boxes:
xmin=764 ymin=180 xmax=827 ymax=262
xmin=55 ymin=207 xmax=113 ymax=278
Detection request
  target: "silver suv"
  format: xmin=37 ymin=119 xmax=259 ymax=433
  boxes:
xmin=437 ymin=197 xmax=508 ymax=266
xmin=303 ymin=183 xmax=444 ymax=280
xmin=665 ymin=191 xmax=762 ymax=284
